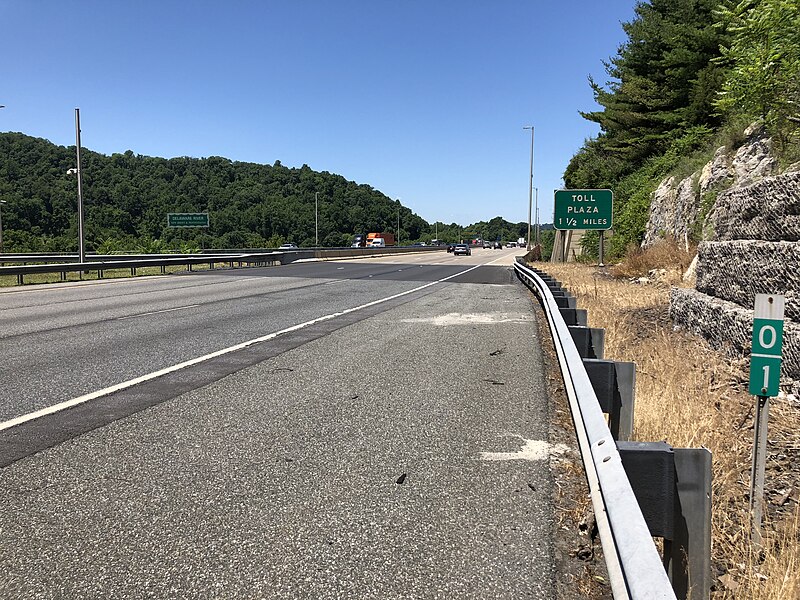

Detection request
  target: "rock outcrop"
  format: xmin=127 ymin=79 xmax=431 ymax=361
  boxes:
xmin=658 ymin=124 xmax=800 ymax=396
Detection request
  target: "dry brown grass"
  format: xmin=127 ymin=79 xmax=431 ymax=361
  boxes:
xmin=538 ymin=259 xmax=800 ymax=599
xmin=610 ymin=238 xmax=698 ymax=280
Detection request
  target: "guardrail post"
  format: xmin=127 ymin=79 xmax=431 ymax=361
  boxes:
xmin=17 ymin=274 xmax=23 ymax=285
xmin=60 ymin=271 xmax=67 ymax=281
xmin=551 ymin=293 xmax=577 ymax=309
xmin=583 ymin=359 xmax=635 ymax=441
xmin=558 ymin=307 xmax=587 ymax=326
xmin=569 ymin=326 xmax=605 ymax=359
xmin=160 ymin=265 xmax=166 ymax=274
xmin=618 ymin=442 xmax=712 ymax=600
xmin=98 ymin=269 xmax=103 ymax=279
xmin=669 ymin=448 xmax=712 ymax=600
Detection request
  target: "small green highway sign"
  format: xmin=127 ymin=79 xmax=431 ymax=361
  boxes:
xmin=167 ymin=212 xmax=209 ymax=228
xmin=554 ymin=189 xmax=613 ymax=230
xmin=749 ymin=294 xmax=785 ymax=396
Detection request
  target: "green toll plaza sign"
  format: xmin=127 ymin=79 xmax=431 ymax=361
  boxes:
xmin=167 ymin=212 xmax=209 ymax=228
xmin=749 ymin=294 xmax=785 ymax=397
xmin=554 ymin=189 xmax=613 ymax=230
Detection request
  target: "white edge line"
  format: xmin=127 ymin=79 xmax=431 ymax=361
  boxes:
xmin=0 ymin=261 xmax=488 ymax=432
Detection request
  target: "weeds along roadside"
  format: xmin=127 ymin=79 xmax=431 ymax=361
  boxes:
xmin=539 ymin=254 xmax=800 ymax=599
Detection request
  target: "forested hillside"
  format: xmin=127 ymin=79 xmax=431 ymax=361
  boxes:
xmin=566 ymin=0 xmax=800 ymax=259
xmin=0 ymin=132 xmax=532 ymax=253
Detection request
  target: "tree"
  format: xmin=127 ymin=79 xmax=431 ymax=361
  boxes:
xmin=715 ymin=0 xmax=800 ymax=142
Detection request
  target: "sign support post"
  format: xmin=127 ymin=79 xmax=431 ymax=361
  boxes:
xmin=748 ymin=293 xmax=785 ymax=544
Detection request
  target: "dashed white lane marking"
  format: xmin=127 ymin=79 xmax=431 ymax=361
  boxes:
xmin=1 ymin=260 xmax=494 ymax=432
xmin=479 ymin=435 xmax=570 ymax=462
xmin=116 ymin=305 xmax=200 ymax=320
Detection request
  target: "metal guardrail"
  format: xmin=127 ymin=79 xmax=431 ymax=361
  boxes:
xmin=513 ymin=260 xmax=677 ymax=600
xmin=0 ymin=246 xmax=444 ymax=285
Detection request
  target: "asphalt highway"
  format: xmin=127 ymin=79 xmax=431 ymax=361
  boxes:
xmin=0 ymin=247 xmax=559 ymax=598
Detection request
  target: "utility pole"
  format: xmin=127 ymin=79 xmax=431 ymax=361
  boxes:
xmin=523 ymin=125 xmax=534 ymax=251
xmin=315 ymin=192 xmax=319 ymax=247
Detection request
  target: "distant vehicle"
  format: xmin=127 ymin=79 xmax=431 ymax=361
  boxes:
xmin=482 ymin=241 xmax=492 ymax=249
xmin=366 ymin=232 xmax=396 ymax=247
xmin=447 ymin=243 xmax=456 ymax=253
xmin=518 ymin=237 xmax=526 ymax=247
xmin=279 ymin=243 xmax=298 ymax=249
xmin=493 ymin=241 xmax=502 ymax=249
xmin=506 ymin=241 xmax=516 ymax=248
xmin=453 ymin=243 xmax=471 ymax=256
xmin=352 ymin=233 xmax=367 ymax=247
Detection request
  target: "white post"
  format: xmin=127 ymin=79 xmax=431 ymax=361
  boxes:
xmin=0 ymin=200 xmax=6 ymax=254
xmin=315 ymin=192 xmax=319 ymax=247
xmin=75 ymin=108 xmax=85 ymax=264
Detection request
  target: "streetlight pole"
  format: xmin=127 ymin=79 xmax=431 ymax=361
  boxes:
xmin=397 ymin=201 xmax=400 ymax=246
xmin=315 ymin=192 xmax=319 ymax=247
xmin=0 ymin=107 xmax=4 ymax=254
xmin=523 ymin=125 xmax=534 ymax=252
xmin=0 ymin=200 xmax=6 ymax=254
xmin=74 ymin=108 xmax=86 ymax=263
xmin=535 ymin=187 xmax=539 ymax=244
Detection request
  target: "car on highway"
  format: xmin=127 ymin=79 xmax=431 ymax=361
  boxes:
xmin=482 ymin=241 xmax=492 ymax=249
xmin=453 ymin=243 xmax=471 ymax=256
xmin=279 ymin=243 xmax=298 ymax=249
xmin=493 ymin=241 xmax=502 ymax=249
xmin=447 ymin=243 xmax=456 ymax=253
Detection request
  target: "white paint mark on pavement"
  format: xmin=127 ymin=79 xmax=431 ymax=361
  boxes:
xmin=402 ymin=312 xmax=530 ymax=326
xmin=479 ymin=435 xmax=570 ymax=462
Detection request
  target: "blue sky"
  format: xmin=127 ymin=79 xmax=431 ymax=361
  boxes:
xmin=1 ymin=0 xmax=636 ymax=228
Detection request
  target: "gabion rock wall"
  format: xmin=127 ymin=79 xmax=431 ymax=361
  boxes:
xmin=670 ymin=288 xmax=800 ymax=396
xmin=711 ymin=171 xmax=800 ymax=241
xmin=696 ymin=240 xmax=800 ymax=322
xmin=670 ymin=170 xmax=800 ymax=396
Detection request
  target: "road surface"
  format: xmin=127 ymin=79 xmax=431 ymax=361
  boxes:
xmin=0 ymin=248 xmax=561 ymax=598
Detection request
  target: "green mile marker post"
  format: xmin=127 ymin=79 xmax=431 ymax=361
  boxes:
xmin=748 ymin=293 xmax=785 ymax=545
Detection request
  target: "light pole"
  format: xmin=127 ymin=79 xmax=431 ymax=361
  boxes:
xmin=535 ymin=187 xmax=539 ymax=244
xmin=523 ymin=125 xmax=534 ymax=251
xmin=0 ymin=200 xmax=6 ymax=254
xmin=315 ymin=192 xmax=319 ymax=247
xmin=397 ymin=201 xmax=400 ymax=246
xmin=0 ymin=107 xmax=4 ymax=253
xmin=67 ymin=108 xmax=86 ymax=263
